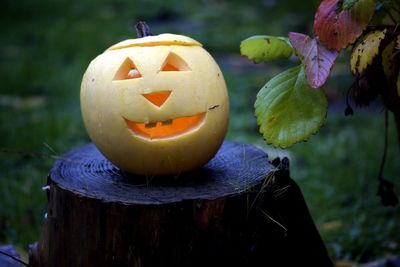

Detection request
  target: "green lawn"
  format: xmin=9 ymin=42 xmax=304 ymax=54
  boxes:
xmin=1 ymin=0 xmax=399 ymax=264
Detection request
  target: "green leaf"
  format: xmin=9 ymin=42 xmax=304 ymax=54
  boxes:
xmin=341 ymin=0 xmax=359 ymax=10
xmin=254 ymin=65 xmax=328 ymax=148
xmin=240 ymin=35 xmax=293 ymax=64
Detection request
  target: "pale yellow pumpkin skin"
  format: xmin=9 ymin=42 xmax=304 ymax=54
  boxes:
xmin=80 ymin=34 xmax=229 ymax=175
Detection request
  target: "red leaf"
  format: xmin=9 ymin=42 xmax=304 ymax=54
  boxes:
xmin=289 ymin=32 xmax=339 ymax=88
xmin=314 ymin=0 xmax=375 ymax=50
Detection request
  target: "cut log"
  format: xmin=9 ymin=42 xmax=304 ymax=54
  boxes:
xmin=0 ymin=245 xmax=24 ymax=267
xmin=29 ymin=141 xmax=333 ymax=267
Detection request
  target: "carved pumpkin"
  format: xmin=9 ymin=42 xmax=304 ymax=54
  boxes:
xmin=80 ymin=33 xmax=229 ymax=175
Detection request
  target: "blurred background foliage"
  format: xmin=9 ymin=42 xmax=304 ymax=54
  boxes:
xmin=0 ymin=0 xmax=399 ymax=264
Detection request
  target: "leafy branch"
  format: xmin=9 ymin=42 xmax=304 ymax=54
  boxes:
xmin=240 ymin=0 xmax=400 ymax=205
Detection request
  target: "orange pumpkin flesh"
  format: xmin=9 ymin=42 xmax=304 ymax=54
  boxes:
xmin=125 ymin=113 xmax=205 ymax=140
xmin=162 ymin=63 xmax=179 ymax=71
xmin=142 ymin=91 xmax=171 ymax=107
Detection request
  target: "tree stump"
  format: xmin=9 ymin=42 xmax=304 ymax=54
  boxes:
xmin=0 ymin=245 xmax=23 ymax=267
xmin=29 ymin=141 xmax=333 ymax=267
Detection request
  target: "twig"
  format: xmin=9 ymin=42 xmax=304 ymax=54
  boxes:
xmin=247 ymin=171 xmax=274 ymax=218
xmin=0 ymin=147 xmax=59 ymax=160
xmin=378 ymin=110 xmax=389 ymax=180
xmin=273 ymin=185 xmax=291 ymax=198
xmin=0 ymin=148 xmax=82 ymax=165
xmin=395 ymin=112 xmax=400 ymax=148
xmin=345 ymin=80 xmax=355 ymax=116
xmin=261 ymin=210 xmax=287 ymax=235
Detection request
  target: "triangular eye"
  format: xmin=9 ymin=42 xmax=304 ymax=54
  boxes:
xmin=160 ymin=52 xmax=191 ymax=72
xmin=113 ymin=58 xmax=142 ymax=80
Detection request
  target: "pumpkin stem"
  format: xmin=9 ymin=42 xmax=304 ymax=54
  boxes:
xmin=135 ymin=21 xmax=152 ymax=38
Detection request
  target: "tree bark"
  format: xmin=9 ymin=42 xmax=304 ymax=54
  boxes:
xmin=29 ymin=141 xmax=333 ymax=267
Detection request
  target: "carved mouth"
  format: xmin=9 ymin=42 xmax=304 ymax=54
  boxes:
xmin=124 ymin=113 xmax=206 ymax=140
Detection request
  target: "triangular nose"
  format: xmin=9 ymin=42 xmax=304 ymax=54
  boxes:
xmin=142 ymin=91 xmax=171 ymax=107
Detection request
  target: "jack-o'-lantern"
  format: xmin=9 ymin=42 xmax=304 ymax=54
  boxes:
xmin=80 ymin=27 xmax=229 ymax=176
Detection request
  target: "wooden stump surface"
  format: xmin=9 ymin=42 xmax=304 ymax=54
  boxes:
xmin=0 ymin=245 xmax=23 ymax=267
xmin=50 ymin=141 xmax=273 ymax=204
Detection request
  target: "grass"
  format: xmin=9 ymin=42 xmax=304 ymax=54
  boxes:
xmin=292 ymin=112 xmax=400 ymax=262
xmin=1 ymin=0 xmax=399 ymax=264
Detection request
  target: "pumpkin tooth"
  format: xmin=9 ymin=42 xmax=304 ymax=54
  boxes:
xmin=161 ymin=119 xmax=173 ymax=125
xmin=145 ymin=122 xmax=157 ymax=128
